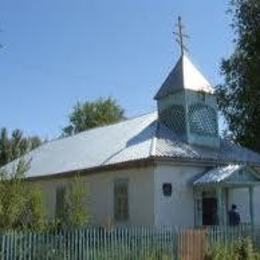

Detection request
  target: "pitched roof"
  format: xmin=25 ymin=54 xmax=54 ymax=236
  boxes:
xmin=193 ymin=164 xmax=260 ymax=186
xmin=154 ymin=55 xmax=214 ymax=100
xmin=3 ymin=112 xmax=260 ymax=178
xmin=193 ymin=165 xmax=243 ymax=185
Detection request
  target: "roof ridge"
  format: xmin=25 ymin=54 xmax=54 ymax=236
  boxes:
xmin=40 ymin=111 xmax=157 ymax=146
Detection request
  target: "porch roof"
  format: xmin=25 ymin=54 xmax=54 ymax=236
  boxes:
xmin=193 ymin=164 xmax=260 ymax=187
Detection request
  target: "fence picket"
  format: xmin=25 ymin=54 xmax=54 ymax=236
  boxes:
xmin=0 ymin=225 xmax=258 ymax=259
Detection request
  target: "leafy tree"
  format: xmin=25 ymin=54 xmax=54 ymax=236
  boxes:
xmin=24 ymin=188 xmax=46 ymax=231
xmin=65 ymin=175 xmax=91 ymax=228
xmin=0 ymin=128 xmax=42 ymax=167
xmin=216 ymin=0 xmax=260 ymax=152
xmin=62 ymin=97 xmax=125 ymax=136
xmin=56 ymin=175 xmax=90 ymax=229
xmin=0 ymin=160 xmax=46 ymax=231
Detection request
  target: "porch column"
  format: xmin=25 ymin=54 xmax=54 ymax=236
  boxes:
xmin=249 ymin=186 xmax=255 ymax=229
xmin=217 ymin=187 xmax=224 ymax=226
xmin=223 ymin=188 xmax=228 ymax=226
xmin=194 ymin=189 xmax=202 ymax=227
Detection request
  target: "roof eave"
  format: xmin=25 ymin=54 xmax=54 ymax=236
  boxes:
xmin=26 ymin=155 xmax=260 ymax=182
xmin=152 ymin=155 xmax=260 ymax=167
xmin=27 ymin=158 xmax=156 ymax=182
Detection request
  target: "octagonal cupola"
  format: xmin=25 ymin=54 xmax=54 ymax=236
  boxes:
xmin=154 ymin=54 xmax=220 ymax=149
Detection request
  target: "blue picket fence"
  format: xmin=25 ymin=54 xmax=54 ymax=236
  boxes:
xmin=0 ymin=225 xmax=258 ymax=260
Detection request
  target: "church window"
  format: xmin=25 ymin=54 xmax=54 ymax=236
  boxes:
xmin=114 ymin=179 xmax=129 ymax=221
xmin=55 ymin=185 xmax=66 ymax=219
xmin=163 ymin=183 xmax=172 ymax=197
xmin=160 ymin=105 xmax=186 ymax=133
xmin=188 ymin=104 xmax=218 ymax=136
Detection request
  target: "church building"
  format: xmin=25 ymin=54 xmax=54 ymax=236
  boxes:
xmin=4 ymin=47 xmax=260 ymax=228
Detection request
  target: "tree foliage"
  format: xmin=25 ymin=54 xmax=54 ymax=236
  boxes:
xmin=56 ymin=175 xmax=90 ymax=229
xmin=0 ymin=160 xmax=46 ymax=231
xmin=216 ymin=0 xmax=260 ymax=151
xmin=0 ymin=128 xmax=42 ymax=167
xmin=65 ymin=175 xmax=90 ymax=228
xmin=62 ymin=97 xmax=125 ymax=136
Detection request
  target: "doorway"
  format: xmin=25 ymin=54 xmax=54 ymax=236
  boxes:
xmin=202 ymin=197 xmax=218 ymax=226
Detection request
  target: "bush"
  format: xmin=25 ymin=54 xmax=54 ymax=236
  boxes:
xmin=0 ymin=160 xmax=46 ymax=231
xmin=65 ymin=175 xmax=91 ymax=228
xmin=56 ymin=174 xmax=91 ymax=229
xmin=205 ymin=237 xmax=260 ymax=260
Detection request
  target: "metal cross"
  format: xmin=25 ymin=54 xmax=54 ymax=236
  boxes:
xmin=173 ymin=16 xmax=189 ymax=56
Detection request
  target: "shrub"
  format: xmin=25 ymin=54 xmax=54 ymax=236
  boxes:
xmin=0 ymin=160 xmax=46 ymax=231
xmin=57 ymin=174 xmax=91 ymax=229
xmin=205 ymin=237 xmax=260 ymax=260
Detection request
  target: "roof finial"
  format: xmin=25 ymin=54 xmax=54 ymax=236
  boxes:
xmin=173 ymin=16 xmax=189 ymax=56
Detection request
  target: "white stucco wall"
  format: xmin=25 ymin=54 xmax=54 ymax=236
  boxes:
xmin=86 ymin=167 xmax=155 ymax=226
xmin=30 ymin=163 xmax=260 ymax=228
xmin=254 ymin=186 xmax=260 ymax=225
xmin=32 ymin=166 xmax=155 ymax=227
xmin=228 ymin=188 xmax=250 ymax=224
xmin=154 ymin=163 xmax=205 ymax=228
xmin=228 ymin=186 xmax=260 ymax=225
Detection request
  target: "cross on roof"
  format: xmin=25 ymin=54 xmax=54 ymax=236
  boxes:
xmin=173 ymin=16 xmax=189 ymax=56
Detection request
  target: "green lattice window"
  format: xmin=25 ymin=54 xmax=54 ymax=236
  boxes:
xmin=188 ymin=104 xmax=218 ymax=136
xmin=160 ymin=105 xmax=186 ymax=133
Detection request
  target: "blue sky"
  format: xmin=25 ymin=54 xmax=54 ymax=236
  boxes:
xmin=0 ymin=0 xmax=233 ymax=139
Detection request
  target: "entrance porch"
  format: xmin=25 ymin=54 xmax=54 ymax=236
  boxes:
xmin=193 ymin=165 xmax=260 ymax=227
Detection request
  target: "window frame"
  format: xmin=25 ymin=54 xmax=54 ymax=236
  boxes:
xmin=188 ymin=103 xmax=218 ymax=137
xmin=114 ymin=179 xmax=129 ymax=222
xmin=55 ymin=185 xmax=66 ymax=219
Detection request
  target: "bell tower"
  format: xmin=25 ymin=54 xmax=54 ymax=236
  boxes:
xmin=154 ymin=18 xmax=220 ymax=149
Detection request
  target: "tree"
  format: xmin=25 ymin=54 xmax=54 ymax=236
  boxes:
xmin=216 ymin=0 xmax=260 ymax=152
xmin=0 ymin=128 xmax=42 ymax=167
xmin=62 ymin=97 xmax=125 ymax=136
xmin=56 ymin=175 xmax=90 ymax=229
xmin=0 ymin=160 xmax=46 ymax=231
xmin=64 ymin=175 xmax=90 ymax=228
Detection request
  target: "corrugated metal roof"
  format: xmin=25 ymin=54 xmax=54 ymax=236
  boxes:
xmin=3 ymin=112 xmax=260 ymax=178
xmin=193 ymin=165 xmax=244 ymax=185
xmin=154 ymin=55 xmax=214 ymax=100
xmin=4 ymin=113 xmax=157 ymax=178
xmin=155 ymin=123 xmax=260 ymax=164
